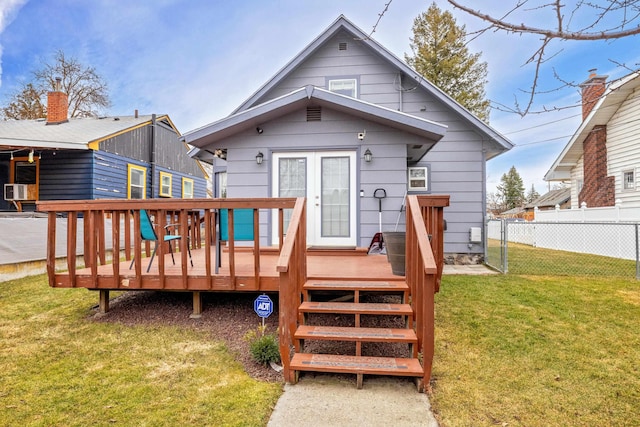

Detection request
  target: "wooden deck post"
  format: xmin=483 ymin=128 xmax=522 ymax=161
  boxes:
xmin=190 ymin=291 xmax=202 ymax=319
xmin=99 ymin=290 xmax=110 ymax=314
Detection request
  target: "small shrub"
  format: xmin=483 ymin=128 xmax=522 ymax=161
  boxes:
xmin=244 ymin=324 xmax=281 ymax=366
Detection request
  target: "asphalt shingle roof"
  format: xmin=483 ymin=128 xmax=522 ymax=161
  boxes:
xmin=0 ymin=115 xmax=160 ymax=150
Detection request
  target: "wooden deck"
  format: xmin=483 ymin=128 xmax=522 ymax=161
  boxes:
xmin=38 ymin=195 xmax=450 ymax=390
xmin=50 ymin=248 xmax=397 ymax=292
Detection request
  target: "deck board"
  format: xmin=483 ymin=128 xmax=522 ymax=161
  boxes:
xmin=51 ymin=248 xmax=399 ymax=291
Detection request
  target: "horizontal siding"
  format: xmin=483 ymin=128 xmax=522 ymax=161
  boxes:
xmin=38 ymin=151 xmax=94 ymax=201
xmin=571 ymin=156 xmax=584 ymax=209
xmin=225 ymin=28 xmax=494 ymax=255
xmin=93 ymin=151 xmax=140 ymax=199
xmin=607 ymin=88 xmax=640 ymax=207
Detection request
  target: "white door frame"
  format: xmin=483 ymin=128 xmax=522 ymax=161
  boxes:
xmin=272 ymin=151 xmax=357 ymax=247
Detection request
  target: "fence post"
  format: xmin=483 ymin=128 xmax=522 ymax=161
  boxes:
xmin=635 ymin=223 xmax=640 ymax=280
xmin=503 ymin=219 xmax=509 ymax=274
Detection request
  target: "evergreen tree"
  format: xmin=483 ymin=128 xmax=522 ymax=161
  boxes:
xmin=406 ymin=2 xmax=490 ymax=122
xmin=496 ymin=166 xmax=525 ymax=210
xmin=526 ymin=184 xmax=540 ymax=204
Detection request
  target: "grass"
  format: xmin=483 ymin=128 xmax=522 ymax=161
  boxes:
xmin=0 ymin=275 xmax=281 ymax=426
xmin=487 ymin=239 xmax=637 ymax=277
xmin=431 ymin=273 xmax=640 ymax=426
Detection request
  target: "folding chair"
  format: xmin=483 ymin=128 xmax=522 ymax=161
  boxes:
xmin=130 ymin=209 xmax=193 ymax=272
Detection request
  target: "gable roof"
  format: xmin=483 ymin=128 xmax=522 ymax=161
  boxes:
xmin=544 ymin=71 xmax=640 ymax=181
xmin=231 ymin=15 xmax=512 ymax=157
xmin=0 ymin=114 xmax=177 ymax=151
xmin=525 ymin=187 xmax=571 ymax=209
xmin=184 ymin=85 xmax=448 ymax=156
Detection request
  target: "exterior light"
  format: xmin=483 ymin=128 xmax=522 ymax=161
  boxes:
xmin=28 ymin=150 xmax=34 ymax=163
xmin=364 ymin=148 xmax=372 ymax=163
xmin=256 ymin=151 xmax=264 ymax=165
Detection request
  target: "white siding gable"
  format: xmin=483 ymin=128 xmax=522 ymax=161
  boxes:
xmin=607 ymin=87 xmax=640 ymax=207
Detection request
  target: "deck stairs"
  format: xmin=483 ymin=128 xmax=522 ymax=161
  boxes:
xmin=289 ymin=279 xmax=424 ymax=390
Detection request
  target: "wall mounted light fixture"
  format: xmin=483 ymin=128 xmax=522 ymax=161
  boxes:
xmin=364 ymin=148 xmax=372 ymax=163
xmin=256 ymin=151 xmax=264 ymax=165
xmin=256 ymin=127 xmax=264 ymax=134
xmin=28 ymin=150 xmax=34 ymax=163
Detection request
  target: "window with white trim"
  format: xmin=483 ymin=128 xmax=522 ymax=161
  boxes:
xmin=328 ymin=78 xmax=357 ymax=98
xmin=408 ymin=166 xmax=429 ymax=191
xmin=182 ymin=177 xmax=194 ymax=198
xmin=623 ymin=170 xmax=635 ymax=190
xmin=128 ymin=164 xmax=146 ymax=199
xmin=159 ymin=172 xmax=172 ymax=197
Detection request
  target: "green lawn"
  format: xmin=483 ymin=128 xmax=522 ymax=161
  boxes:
xmin=488 ymin=239 xmax=637 ymax=277
xmin=3 ymin=269 xmax=639 ymax=426
xmin=431 ymin=274 xmax=640 ymax=426
xmin=0 ymin=275 xmax=281 ymax=426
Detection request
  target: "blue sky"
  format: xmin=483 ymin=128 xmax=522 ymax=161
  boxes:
xmin=1 ymin=0 xmax=639 ymax=195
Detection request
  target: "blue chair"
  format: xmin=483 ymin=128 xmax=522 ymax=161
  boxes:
xmin=216 ymin=208 xmax=254 ymax=273
xmin=130 ymin=209 xmax=193 ymax=272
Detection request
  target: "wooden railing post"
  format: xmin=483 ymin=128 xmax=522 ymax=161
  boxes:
xmin=405 ymin=195 xmax=449 ymax=391
xmin=46 ymin=212 xmax=57 ymax=288
xmin=276 ymin=197 xmax=307 ymax=384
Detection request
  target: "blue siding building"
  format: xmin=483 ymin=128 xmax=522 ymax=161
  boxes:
xmin=0 ymin=93 xmax=207 ymax=211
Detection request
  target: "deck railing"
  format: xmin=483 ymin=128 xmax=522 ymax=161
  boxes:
xmin=405 ymin=194 xmax=450 ymax=388
xmin=275 ymin=197 xmax=307 ymax=383
xmin=36 ymin=198 xmax=300 ymax=290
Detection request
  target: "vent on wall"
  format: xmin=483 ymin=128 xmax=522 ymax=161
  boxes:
xmin=338 ymin=42 xmax=348 ymax=51
xmin=306 ymin=106 xmax=322 ymax=121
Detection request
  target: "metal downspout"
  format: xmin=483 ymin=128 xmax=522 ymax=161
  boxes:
xmin=150 ymin=114 xmax=156 ymax=198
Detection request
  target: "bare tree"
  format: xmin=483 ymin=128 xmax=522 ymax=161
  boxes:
xmin=447 ymin=0 xmax=640 ymax=115
xmin=2 ymin=50 xmax=110 ymax=120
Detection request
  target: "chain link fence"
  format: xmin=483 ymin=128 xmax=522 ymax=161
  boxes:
xmin=486 ymin=220 xmax=640 ymax=278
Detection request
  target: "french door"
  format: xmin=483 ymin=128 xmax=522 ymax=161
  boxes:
xmin=272 ymin=151 xmax=357 ymax=247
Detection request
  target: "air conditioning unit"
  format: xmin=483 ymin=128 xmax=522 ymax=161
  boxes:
xmin=4 ymin=184 xmax=28 ymax=201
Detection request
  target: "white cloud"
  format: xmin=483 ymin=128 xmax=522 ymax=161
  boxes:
xmin=0 ymin=0 xmax=28 ymax=86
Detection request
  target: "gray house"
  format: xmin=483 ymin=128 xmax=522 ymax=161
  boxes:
xmin=183 ymin=15 xmax=512 ymax=260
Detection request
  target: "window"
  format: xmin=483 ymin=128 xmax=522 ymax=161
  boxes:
xmin=328 ymin=78 xmax=357 ymax=98
xmin=128 ymin=164 xmax=146 ymax=199
xmin=408 ymin=166 xmax=429 ymax=191
xmin=159 ymin=172 xmax=172 ymax=197
xmin=182 ymin=177 xmax=194 ymax=198
xmin=623 ymin=170 xmax=635 ymax=190
xmin=218 ymin=172 xmax=227 ymax=198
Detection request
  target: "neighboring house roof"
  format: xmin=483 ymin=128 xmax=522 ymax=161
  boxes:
xmin=544 ymin=71 xmax=640 ymax=181
xmin=184 ymin=85 xmax=448 ymax=154
xmin=500 ymin=206 xmax=526 ymax=217
xmin=0 ymin=114 xmax=177 ymax=151
xmin=525 ymin=187 xmax=571 ymax=209
xmin=197 ymin=15 xmax=511 ymax=159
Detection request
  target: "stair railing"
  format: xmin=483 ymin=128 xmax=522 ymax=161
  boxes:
xmin=276 ymin=197 xmax=307 ymax=383
xmin=405 ymin=195 xmax=450 ymax=390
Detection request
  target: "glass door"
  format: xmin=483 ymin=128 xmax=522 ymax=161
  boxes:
xmin=272 ymin=151 xmax=356 ymax=247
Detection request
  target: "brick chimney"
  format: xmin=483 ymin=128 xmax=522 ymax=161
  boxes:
xmin=578 ymin=69 xmax=615 ymax=208
xmin=46 ymin=77 xmax=68 ymax=125
xmin=579 ymin=69 xmax=607 ymax=120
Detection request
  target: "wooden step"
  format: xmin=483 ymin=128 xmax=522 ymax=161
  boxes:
xmin=295 ymin=325 xmax=417 ymax=343
xmin=299 ymin=301 xmax=413 ymax=316
xmin=290 ymin=353 xmax=423 ymax=377
xmin=304 ymin=280 xmax=408 ymax=292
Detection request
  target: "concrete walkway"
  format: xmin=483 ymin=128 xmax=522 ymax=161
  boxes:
xmin=267 ymin=376 xmax=439 ymax=427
